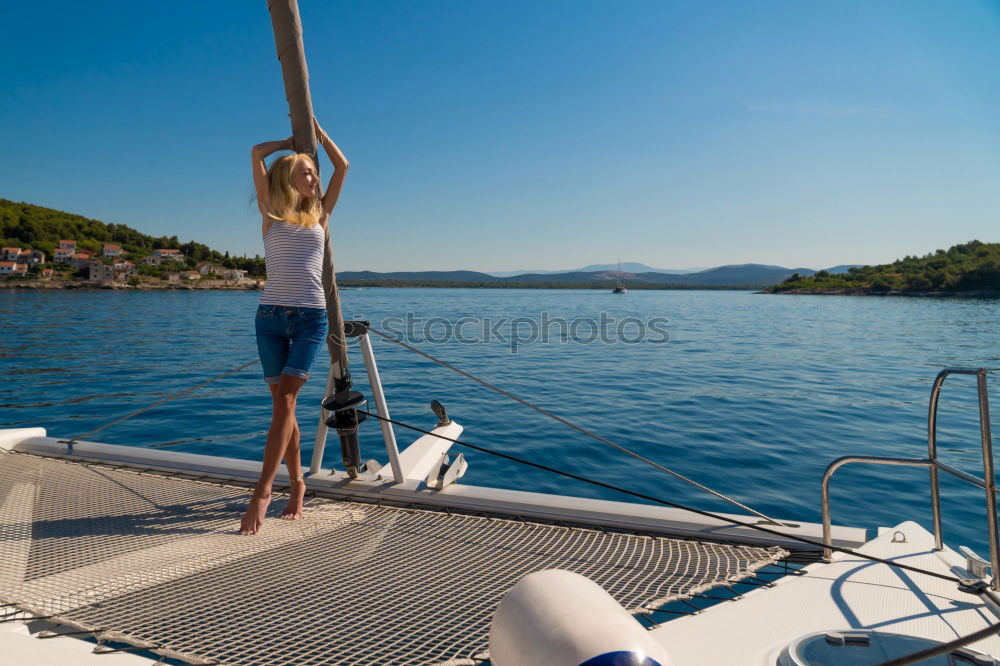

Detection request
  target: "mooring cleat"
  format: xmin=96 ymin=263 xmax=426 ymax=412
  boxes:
xmin=430 ymin=400 xmax=451 ymax=427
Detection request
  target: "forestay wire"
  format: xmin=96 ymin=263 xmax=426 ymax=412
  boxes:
xmin=366 ymin=326 xmax=788 ymax=526
xmin=66 ymin=360 xmax=260 ymax=444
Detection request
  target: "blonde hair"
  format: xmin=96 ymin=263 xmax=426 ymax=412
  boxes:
xmin=265 ymin=153 xmax=322 ymax=227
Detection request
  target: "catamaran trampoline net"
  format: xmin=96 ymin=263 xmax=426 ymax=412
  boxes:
xmin=0 ymin=450 xmax=787 ymax=665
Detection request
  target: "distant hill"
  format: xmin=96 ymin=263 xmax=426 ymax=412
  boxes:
xmin=645 ymin=264 xmax=816 ymax=286
xmin=824 ymin=264 xmax=865 ymax=274
xmin=767 ymin=241 xmax=1000 ymax=294
xmin=575 ymin=262 xmax=703 ymax=274
xmin=488 ymin=262 xmax=853 ymax=278
xmin=484 ymin=268 xmax=578 ymax=277
xmin=486 ymin=262 xmax=705 ymax=277
xmin=339 ymin=270 xmax=501 ymax=282
xmin=341 ymin=263 xmax=817 ymax=288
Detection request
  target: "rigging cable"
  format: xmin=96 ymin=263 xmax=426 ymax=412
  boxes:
xmin=65 ymin=360 xmax=260 ymax=444
xmin=875 ymin=616 xmax=1000 ymax=666
xmin=362 ymin=409 xmax=964 ymax=586
xmin=367 ymin=326 xmax=789 ymax=525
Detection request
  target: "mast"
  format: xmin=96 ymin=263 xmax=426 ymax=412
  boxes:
xmin=266 ymin=0 xmax=365 ymax=477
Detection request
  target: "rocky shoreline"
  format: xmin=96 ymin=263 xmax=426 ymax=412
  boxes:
xmin=762 ymin=287 xmax=1000 ymax=298
xmin=2 ymin=280 xmax=261 ymax=291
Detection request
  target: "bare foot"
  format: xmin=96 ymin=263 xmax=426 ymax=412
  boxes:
xmin=281 ymin=479 xmax=306 ymax=520
xmin=240 ymin=492 xmax=271 ymax=535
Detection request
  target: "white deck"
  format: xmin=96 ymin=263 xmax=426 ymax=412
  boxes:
xmin=652 ymin=520 xmax=1000 ymax=664
xmin=0 ymin=610 xmax=157 ymax=665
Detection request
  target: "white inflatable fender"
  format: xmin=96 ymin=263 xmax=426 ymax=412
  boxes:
xmin=489 ymin=569 xmax=669 ymax=666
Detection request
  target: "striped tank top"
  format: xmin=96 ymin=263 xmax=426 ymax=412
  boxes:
xmin=260 ymin=219 xmax=326 ymax=308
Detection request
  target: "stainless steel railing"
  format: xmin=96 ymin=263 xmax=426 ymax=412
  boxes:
xmin=822 ymin=368 xmax=998 ymax=589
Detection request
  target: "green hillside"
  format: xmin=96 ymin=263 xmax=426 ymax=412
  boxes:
xmin=767 ymin=240 xmax=1000 ymax=293
xmin=0 ymin=199 xmax=264 ymax=276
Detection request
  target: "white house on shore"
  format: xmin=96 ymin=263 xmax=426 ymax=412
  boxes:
xmin=71 ymin=252 xmax=94 ymax=269
xmin=103 ymin=243 xmax=122 ymax=258
xmin=53 ymin=247 xmax=75 ymax=262
xmin=154 ymin=249 xmax=183 ymax=262
xmin=2 ymin=248 xmax=46 ymax=265
xmin=55 ymin=240 xmax=77 ymax=263
xmin=113 ymin=259 xmax=136 ymax=275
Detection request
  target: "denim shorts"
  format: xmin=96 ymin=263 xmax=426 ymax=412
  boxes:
xmin=255 ymin=305 xmax=327 ymax=384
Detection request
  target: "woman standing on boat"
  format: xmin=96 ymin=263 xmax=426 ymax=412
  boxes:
xmin=241 ymin=117 xmax=349 ymax=535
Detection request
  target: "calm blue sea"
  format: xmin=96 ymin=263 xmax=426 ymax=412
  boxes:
xmin=3 ymin=288 xmax=999 ymax=554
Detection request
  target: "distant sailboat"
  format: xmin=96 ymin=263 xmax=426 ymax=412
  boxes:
xmin=612 ymin=258 xmax=627 ymax=294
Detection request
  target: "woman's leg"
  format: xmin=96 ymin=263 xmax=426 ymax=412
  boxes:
xmin=277 ymin=308 xmax=326 ymax=520
xmin=240 ymin=373 xmax=306 ymax=535
xmin=280 ymin=416 xmax=306 ymax=520
xmin=255 ymin=384 xmax=308 ymax=520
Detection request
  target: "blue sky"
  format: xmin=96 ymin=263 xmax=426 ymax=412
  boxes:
xmin=2 ymin=1 xmax=998 ymax=271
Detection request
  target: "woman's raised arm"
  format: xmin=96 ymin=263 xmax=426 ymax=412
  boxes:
xmin=251 ymin=138 xmax=293 ymax=215
xmin=312 ymin=117 xmax=349 ymax=217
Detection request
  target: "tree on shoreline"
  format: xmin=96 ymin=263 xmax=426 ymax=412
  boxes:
xmin=768 ymin=240 xmax=1000 ymax=293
